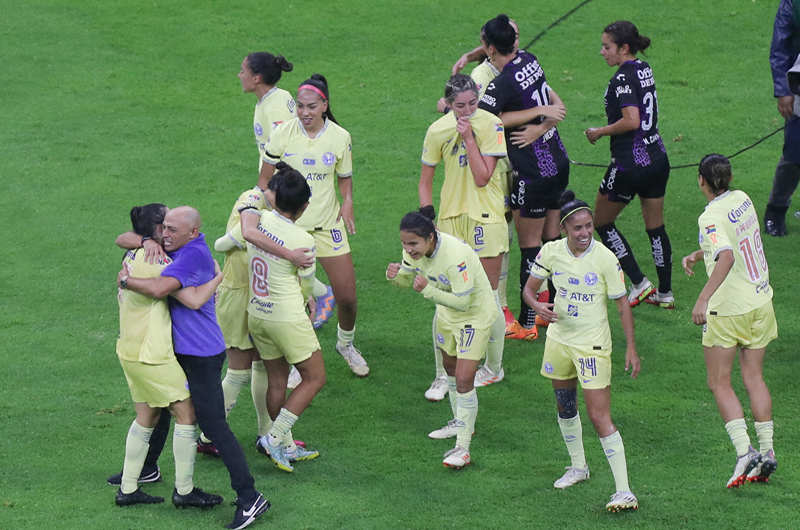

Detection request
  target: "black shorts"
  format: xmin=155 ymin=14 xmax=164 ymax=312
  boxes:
xmin=511 ymin=165 xmax=570 ymax=219
xmin=599 ymin=156 xmax=670 ymax=204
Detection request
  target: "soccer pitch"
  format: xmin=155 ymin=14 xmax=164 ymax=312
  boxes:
xmin=2 ymin=0 xmax=800 ymax=528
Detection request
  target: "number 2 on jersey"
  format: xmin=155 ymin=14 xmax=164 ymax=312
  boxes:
xmin=251 ymin=256 xmax=270 ymax=296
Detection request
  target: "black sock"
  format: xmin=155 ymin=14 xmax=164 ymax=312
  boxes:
xmin=542 ymin=236 xmax=561 ymax=304
xmin=646 ymin=224 xmax=672 ymax=294
xmin=519 ymin=246 xmax=540 ymax=328
xmin=596 ymin=222 xmax=645 ymax=286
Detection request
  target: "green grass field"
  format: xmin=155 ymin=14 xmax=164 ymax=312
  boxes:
xmin=3 ymin=0 xmax=800 ymax=528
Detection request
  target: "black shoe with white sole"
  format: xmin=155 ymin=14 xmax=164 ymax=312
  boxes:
xmin=115 ymin=488 xmax=165 ymax=506
xmin=226 ymin=493 xmax=271 ymax=530
xmin=107 ymin=467 xmax=162 ymax=486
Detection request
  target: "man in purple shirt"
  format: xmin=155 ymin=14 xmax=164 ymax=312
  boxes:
xmin=120 ymin=206 xmax=270 ymax=530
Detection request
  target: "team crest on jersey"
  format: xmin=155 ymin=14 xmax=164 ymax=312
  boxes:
xmin=568 ymin=304 xmax=579 ymax=317
xmin=254 ymin=123 xmax=263 ymax=136
xmin=437 ymin=333 xmax=445 ymax=345
xmin=438 ymin=274 xmax=450 ymax=286
xmin=584 ymin=272 xmax=598 ymax=286
xmin=322 ymin=152 xmax=335 ymax=166
xmin=544 ymin=362 xmax=554 ymax=374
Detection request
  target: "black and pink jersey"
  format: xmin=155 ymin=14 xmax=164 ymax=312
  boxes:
xmin=479 ymin=50 xmax=569 ymax=181
xmin=604 ymin=59 xmax=667 ymax=169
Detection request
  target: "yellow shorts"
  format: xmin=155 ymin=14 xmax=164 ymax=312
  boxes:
xmin=703 ymin=300 xmax=778 ymax=349
xmin=216 ymin=285 xmax=255 ymax=350
xmin=438 ymin=213 xmax=509 ymax=258
xmin=541 ymin=339 xmax=612 ymax=390
xmin=119 ymin=357 xmax=190 ymax=408
xmin=436 ymin=318 xmax=490 ymax=362
xmin=248 ymin=314 xmax=320 ymax=365
xmin=310 ymin=218 xmax=350 ymax=258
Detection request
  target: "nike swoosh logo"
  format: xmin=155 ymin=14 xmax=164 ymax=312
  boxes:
xmin=242 ymin=496 xmax=264 ymax=516
xmin=474 ymin=247 xmax=484 ymax=251
xmin=554 ymin=272 xmax=565 ymax=275
xmin=582 ymin=379 xmax=592 ymax=384
xmin=285 ymin=152 xmax=297 ymax=157
xmin=333 ymin=245 xmax=344 ymax=251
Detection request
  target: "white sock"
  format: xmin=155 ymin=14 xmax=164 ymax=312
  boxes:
xmin=455 ymin=389 xmax=478 ymax=451
xmin=337 ymin=324 xmax=355 ymax=348
xmin=485 ymin=290 xmax=505 ymax=373
xmin=725 ymin=418 xmax=751 ymax=457
xmin=754 ymin=421 xmax=774 ymax=455
xmin=558 ymin=413 xmax=586 ymax=469
xmin=600 ymin=430 xmax=630 ymax=493
xmin=173 ymin=423 xmax=197 ymax=495
xmin=433 ymin=310 xmax=445 ymax=377
xmin=121 ymin=420 xmax=153 ymax=494
xmin=447 ymin=376 xmax=457 ymax=418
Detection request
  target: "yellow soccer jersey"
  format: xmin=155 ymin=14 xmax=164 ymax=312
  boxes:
xmin=254 ymin=86 xmax=296 ymax=171
xmin=220 ymin=188 xmax=268 ymax=290
xmin=264 ymin=118 xmax=353 ymax=231
xmin=388 ymin=232 xmax=496 ymax=327
xmin=116 ymin=249 xmax=175 ymax=365
xmin=422 ymin=109 xmax=508 ymax=224
xmin=471 ymin=59 xmax=500 ymax=97
xmin=247 ymin=209 xmax=317 ymax=322
xmin=531 ymin=239 xmax=627 ymax=350
xmin=698 ymin=190 xmax=773 ymax=316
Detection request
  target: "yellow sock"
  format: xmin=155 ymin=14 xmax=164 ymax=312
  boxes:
xmin=558 ymin=413 xmax=586 ymax=469
xmin=485 ymin=290 xmax=505 ymax=373
xmin=251 ymin=361 xmax=272 ymax=437
xmin=754 ymin=421 xmax=774 ymax=455
xmin=222 ymin=368 xmax=251 ymax=416
xmin=312 ymin=279 xmax=329 ymax=298
xmin=498 ymin=250 xmax=510 ymax=308
xmin=455 ymin=390 xmax=478 ymax=451
xmin=173 ymin=423 xmax=197 ymax=495
xmin=600 ymin=430 xmax=630 ymax=492
xmin=432 ymin=311 xmax=445 ymax=377
xmin=121 ymin=420 xmax=153 ymax=494
xmin=268 ymin=408 xmax=299 ymax=444
xmin=447 ymin=377 xmax=457 ymax=418
xmin=281 ymin=430 xmax=298 ymax=453
xmin=725 ymin=418 xmax=751 ymax=457
xmin=337 ymin=324 xmax=355 ymax=348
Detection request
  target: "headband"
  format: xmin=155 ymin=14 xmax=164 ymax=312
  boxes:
xmin=560 ymin=206 xmax=591 ymax=224
xmin=298 ymin=84 xmax=328 ymax=101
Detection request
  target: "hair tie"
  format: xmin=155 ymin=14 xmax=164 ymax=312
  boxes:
xmin=560 ymin=206 xmax=591 ymax=224
xmin=298 ymin=84 xmax=328 ymax=101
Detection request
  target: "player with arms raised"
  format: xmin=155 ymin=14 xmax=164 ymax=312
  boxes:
xmin=584 ymin=21 xmax=673 ymax=309
xmin=523 ymin=191 xmax=640 ymax=512
xmin=387 ymin=212 xmax=498 ymax=468
xmin=682 ymin=154 xmax=779 ymax=487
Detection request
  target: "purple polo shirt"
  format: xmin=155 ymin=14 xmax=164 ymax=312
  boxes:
xmin=162 ymin=233 xmax=225 ymax=357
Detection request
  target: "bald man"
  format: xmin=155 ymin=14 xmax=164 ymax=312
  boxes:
xmin=119 ymin=206 xmax=271 ymax=529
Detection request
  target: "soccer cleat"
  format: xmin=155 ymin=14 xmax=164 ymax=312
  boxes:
xmin=553 ymin=466 xmax=590 ymax=489
xmin=429 ymin=419 xmax=458 ymax=439
xmin=645 ymin=290 xmax=675 ymax=309
xmin=286 ymin=445 xmax=320 ymax=462
xmin=727 ymin=445 xmax=761 ymax=488
xmin=259 ymin=436 xmax=293 ymax=472
xmin=287 ymin=366 xmax=302 ymax=390
xmin=628 ymin=278 xmax=656 ymax=307
xmin=197 ymin=437 xmax=220 ymax=458
xmin=605 ymin=491 xmax=638 ymax=512
xmin=226 ymin=493 xmax=271 ymax=530
xmin=335 ymin=342 xmax=370 ymax=377
xmin=312 ymin=286 xmax=336 ymax=329
xmin=115 ymin=488 xmax=165 ymax=506
xmin=505 ymin=321 xmax=538 ymax=341
xmin=747 ymin=449 xmax=778 ymax=483
xmin=502 ymin=306 xmax=515 ymax=328
xmin=534 ymin=314 xmax=550 ymax=328
xmin=255 ymin=436 xmax=305 ymax=456
xmin=107 ymin=467 xmax=161 ymax=486
xmin=474 ymin=365 xmax=504 ymax=387
xmin=424 ymin=375 xmax=449 ymax=402
xmin=171 ymin=487 xmax=224 ymax=509
xmin=443 ymin=445 xmax=471 ymax=468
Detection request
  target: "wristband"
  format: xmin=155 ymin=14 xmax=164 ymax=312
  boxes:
xmin=120 ymin=276 xmax=129 ymax=289
xmin=141 ymin=236 xmax=153 ymax=246
xmin=419 ymin=205 xmax=436 ymax=220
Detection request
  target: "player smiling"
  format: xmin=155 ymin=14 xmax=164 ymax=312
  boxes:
xmin=523 ymin=191 xmax=640 ymax=512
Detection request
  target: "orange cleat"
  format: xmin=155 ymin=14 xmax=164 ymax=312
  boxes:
xmin=534 ymin=315 xmax=550 ymax=328
xmin=505 ymin=321 xmax=538 ymax=341
xmin=502 ymin=306 xmax=515 ymax=328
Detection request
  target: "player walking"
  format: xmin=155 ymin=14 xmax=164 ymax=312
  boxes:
xmin=584 ymin=21 xmax=674 ymax=309
xmin=682 ymin=154 xmax=779 ymax=487
xmin=523 ymin=191 xmax=640 ymax=512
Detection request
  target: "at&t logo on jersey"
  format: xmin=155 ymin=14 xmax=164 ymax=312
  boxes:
xmin=584 ymin=272 xmax=598 ymax=286
xmin=322 ymin=152 xmax=335 ymax=166
xmin=254 ymin=123 xmax=263 ymax=136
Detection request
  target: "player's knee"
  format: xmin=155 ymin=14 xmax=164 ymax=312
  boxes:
xmin=555 ymin=387 xmax=577 ymax=419
xmin=587 ymin=409 xmax=613 ymax=434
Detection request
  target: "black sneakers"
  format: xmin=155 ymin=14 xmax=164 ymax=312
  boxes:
xmin=115 ymin=488 xmax=165 ymax=506
xmin=172 ymin=487 xmax=224 ymax=509
xmin=226 ymin=493 xmax=271 ymax=530
xmin=107 ymin=467 xmax=162 ymax=486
